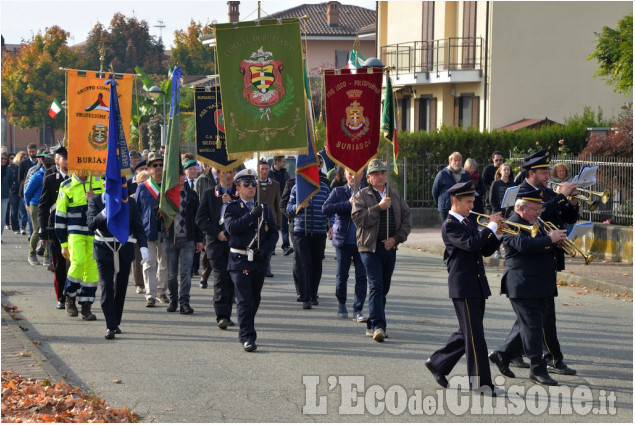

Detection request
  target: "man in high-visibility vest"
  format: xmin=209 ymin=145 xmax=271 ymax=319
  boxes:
xmin=55 ymin=172 xmax=104 ymax=320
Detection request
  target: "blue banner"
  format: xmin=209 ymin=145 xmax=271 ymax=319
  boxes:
xmin=104 ymin=77 xmax=131 ymax=244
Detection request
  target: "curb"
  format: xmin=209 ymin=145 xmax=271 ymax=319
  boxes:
xmin=402 ymin=244 xmax=632 ymax=296
xmin=1 ymin=307 xmax=66 ymax=384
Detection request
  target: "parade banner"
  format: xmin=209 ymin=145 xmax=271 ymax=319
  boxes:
xmin=66 ymin=70 xmax=133 ymax=173
xmin=214 ymin=18 xmax=308 ymax=159
xmin=194 ymin=87 xmax=241 ymax=171
xmin=324 ymin=68 xmax=383 ymax=174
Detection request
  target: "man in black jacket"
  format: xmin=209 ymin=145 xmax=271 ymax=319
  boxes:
xmin=37 ymin=145 xmax=69 ymax=308
xmin=87 ymin=191 xmax=148 ymax=339
xmin=269 ymin=156 xmax=292 ymax=255
xmin=490 ymin=188 xmax=567 ymax=386
xmin=196 ymin=167 xmax=239 ymax=328
xmin=425 ymin=181 xmax=502 ymax=393
xmin=161 ymin=171 xmax=204 ymax=314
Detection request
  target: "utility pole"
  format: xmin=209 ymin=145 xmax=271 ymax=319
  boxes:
xmin=154 ymin=20 xmax=166 ymax=41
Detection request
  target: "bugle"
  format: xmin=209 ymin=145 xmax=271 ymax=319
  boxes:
xmin=469 ymin=211 xmax=539 ymax=238
xmin=552 ymin=183 xmax=610 ymax=212
xmin=537 ymin=217 xmax=594 ymax=265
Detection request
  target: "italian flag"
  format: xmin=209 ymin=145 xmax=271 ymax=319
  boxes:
xmin=49 ymin=98 xmax=62 ymax=118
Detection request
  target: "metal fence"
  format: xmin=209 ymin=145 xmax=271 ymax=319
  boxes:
xmin=393 ymin=155 xmax=632 ymax=225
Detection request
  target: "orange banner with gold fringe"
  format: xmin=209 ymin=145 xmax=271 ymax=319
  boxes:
xmin=66 ymin=70 xmax=133 ymax=173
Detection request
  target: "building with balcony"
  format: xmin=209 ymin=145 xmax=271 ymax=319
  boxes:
xmin=377 ymin=1 xmax=632 ymax=132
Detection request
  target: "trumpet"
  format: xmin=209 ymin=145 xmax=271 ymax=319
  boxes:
xmin=553 ymin=183 xmax=610 ymax=212
xmin=469 ymin=211 xmax=539 ymax=238
xmin=537 ymin=218 xmax=594 ymax=265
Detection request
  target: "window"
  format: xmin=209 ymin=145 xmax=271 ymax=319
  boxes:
xmin=335 ymin=50 xmax=349 ymax=68
xmin=417 ymin=97 xmax=437 ymax=132
xmin=397 ymin=97 xmax=411 ymax=131
xmin=454 ymin=94 xmax=479 ymax=129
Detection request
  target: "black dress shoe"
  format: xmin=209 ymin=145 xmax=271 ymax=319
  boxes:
xmin=218 ymin=318 xmax=229 ymax=329
xmin=510 ymin=356 xmax=530 ymax=369
xmin=310 ymin=298 xmax=319 ymax=306
xmin=228 ymin=320 xmax=235 ymax=326
xmin=105 ymin=329 xmax=116 ymax=340
xmin=302 ymin=301 xmax=312 ymax=309
xmin=180 ymin=304 xmax=194 ymax=315
xmin=265 ymin=272 xmax=274 ymax=278
xmin=530 ymin=372 xmax=558 ymax=386
xmin=547 ymin=362 xmax=577 ymax=375
xmin=167 ymin=302 xmax=178 ymax=312
xmin=488 ymin=351 xmax=515 ymax=378
xmin=115 ymin=326 xmax=122 ymax=334
xmin=199 ymin=280 xmax=208 ymax=289
xmin=296 ymin=295 xmax=302 ymax=302
xmin=243 ymin=340 xmax=257 ymax=352
xmin=425 ymin=359 xmax=449 ymax=388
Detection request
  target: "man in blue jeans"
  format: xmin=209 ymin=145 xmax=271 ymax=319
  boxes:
xmin=352 ymin=159 xmax=411 ymax=342
xmin=323 ymin=168 xmax=367 ymax=322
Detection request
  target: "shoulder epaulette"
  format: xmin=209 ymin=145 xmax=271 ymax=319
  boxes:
xmin=60 ymin=180 xmax=72 ymax=188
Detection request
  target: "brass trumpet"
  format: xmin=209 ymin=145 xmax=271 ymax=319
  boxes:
xmin=469 ymin=211 xmax=539 ymax=238
xmin=553 ymin=183 xmax=610 ymax=212
xmin=577 ymin=188 xmax=610 ymax=204
xmin=537 ymin=218 xmax=595 ymax=265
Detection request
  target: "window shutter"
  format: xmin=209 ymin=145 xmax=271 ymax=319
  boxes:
xmin=471 ymin=96 xmax=480 ymax=129
xmin=454 ymin=97 xmax=460 ymax=127
xmin=430 ymin=98 xmax=437 ymax=131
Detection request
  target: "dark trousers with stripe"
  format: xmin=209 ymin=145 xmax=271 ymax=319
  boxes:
xmin=97 ymin=257 xmax=132 ymax=331
xmin=230 ymin=270 xmax=264 ymax=343
xmin=497 ymin=297 xmax=563 ymax=367
xmin=509 ymin=297 xmax=551 ymax=375
xmin=429 ymin=297 xmax=492 ymax=389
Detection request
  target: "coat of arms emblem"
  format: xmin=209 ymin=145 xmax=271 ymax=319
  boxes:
xmin=240 ymin=46 xmax=285 ymax=109
xmin=88 ymin=121 xmax=108 ymax=150
xmin=341 ymin=89 xmax=370 ymax=140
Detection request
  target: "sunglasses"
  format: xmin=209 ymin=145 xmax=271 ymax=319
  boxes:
xmin=241 ymin=181 xmax=257 ymax=187
xmin=494 ymin=159 xmax=503 ymax=162
xmin=152 ymin=163 xmax=163 ymax=168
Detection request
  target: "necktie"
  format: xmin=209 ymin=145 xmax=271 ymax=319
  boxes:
xmin=464 ymin=219 xmax=474 ymax=233
xmin=189 ymin=180 xmax=194 ymax=189
xmin=246 ymin=201 xmax=253 ymax=211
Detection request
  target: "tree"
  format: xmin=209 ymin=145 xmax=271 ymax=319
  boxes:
xmin=1 ymin=26 xmax=79 ymax=139
xmin=170 ymin=20 xmax=215 ymax=75
xmin=581 ymin=103 xmax=633 ymax=158
xmin=588 ymin=14 xmax=633 ymax=96
xmin=79 ymin=13 xmax=166 ymax=74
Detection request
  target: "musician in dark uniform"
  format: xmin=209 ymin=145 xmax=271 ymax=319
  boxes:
xmin=195 ymin=167 xmax=239 ymax=329
xmin=491 ymin=188 xmax=568 ymax=385
xmin=224 ymin=169 xmax=279 ymax=352
xmin=37 ymin=145 xmax=69 ymax=309
xmin=490 ymin=150 xmax=579 ymax=378
xmin=424 ymin=181 xmax=503 ymax=393
xmin=87 ymin=190 xmax=148 ymax=339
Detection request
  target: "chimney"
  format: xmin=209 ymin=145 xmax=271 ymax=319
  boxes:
xmin=327 ymin=1 xmax=340 ymax=27
xmin=228 ymin=1 xmax=240 ymax=23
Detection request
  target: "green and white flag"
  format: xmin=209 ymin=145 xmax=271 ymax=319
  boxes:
xmin=214 ymin=18 xmax=308 ymax=159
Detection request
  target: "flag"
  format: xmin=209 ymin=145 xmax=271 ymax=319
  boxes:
xmin=323 ymin=67 xmax=383 ymax=174
xmin=66 ymin=69 xmax=133 ymax=173
xmin=159 ymin=67 xmax=183 ymax=227
xmin=347 ymin=36 xmax=366 ymax=69
xmin=380 ymin=74 xmax=398 ymax=174
xmin=214 ymin=18 xmax=308 ymax=159
xmin=104 ymin=77 xmax=132 ymax=244
xmin=294 ymin=61 xmax=321 ymax=213
xmin=194 ymin=87 xmax=241 ymax=171
xmin=49 ymin=99 xmax=62 ymax=118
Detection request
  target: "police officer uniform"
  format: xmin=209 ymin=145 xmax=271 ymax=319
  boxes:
xmin=195 ymin=178 xmax=239 ymax=328
xmin=491 ymin=151 xmax=577 ymax=377
xmin=425 ymin=181 xmax=502 ymax=391
xmin=37 ymin=145 xmax=69 ymax=308
xmin=223 ymin=169 xmax=279 ymax=352
xmin=87 ymin=193 xmax=148 ymax=339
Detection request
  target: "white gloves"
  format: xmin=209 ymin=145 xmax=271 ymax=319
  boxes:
xmin=140 ymin=247 xmax=149 ymax=265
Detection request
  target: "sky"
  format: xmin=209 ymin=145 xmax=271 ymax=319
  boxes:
xmin=1 ymin=0 xmax=377 ymax=49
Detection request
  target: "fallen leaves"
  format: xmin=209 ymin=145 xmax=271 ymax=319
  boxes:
xmin=1 ymin=370 xmax=139 ymax=423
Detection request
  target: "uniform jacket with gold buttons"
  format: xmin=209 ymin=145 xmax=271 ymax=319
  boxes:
xmin=442 ymin=214 xmax=501 ymax=299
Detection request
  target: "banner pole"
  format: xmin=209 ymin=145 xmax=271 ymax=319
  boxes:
xmin=257 ymin=151 xmax=261 ymax=249
xmin=385 ymin=69 xmax=390 ymax=241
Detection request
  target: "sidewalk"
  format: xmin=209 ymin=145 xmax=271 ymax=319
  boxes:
xmin=403 ymin=228 xmax=634 ymax=296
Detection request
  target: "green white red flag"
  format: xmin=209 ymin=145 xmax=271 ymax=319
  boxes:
xmin=49 ymin=98 xmax=62 ymax=118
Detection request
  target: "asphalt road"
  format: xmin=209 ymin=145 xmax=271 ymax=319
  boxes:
xmin=1 ymin=231 xmax=632 ymax=422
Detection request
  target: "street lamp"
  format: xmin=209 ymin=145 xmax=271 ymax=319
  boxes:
xmin=148 ymin=85 xmax=167 ymax=147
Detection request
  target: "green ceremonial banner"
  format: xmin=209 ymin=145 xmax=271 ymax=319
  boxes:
xmin=215 ymin=18 xmax=308 ymax=159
